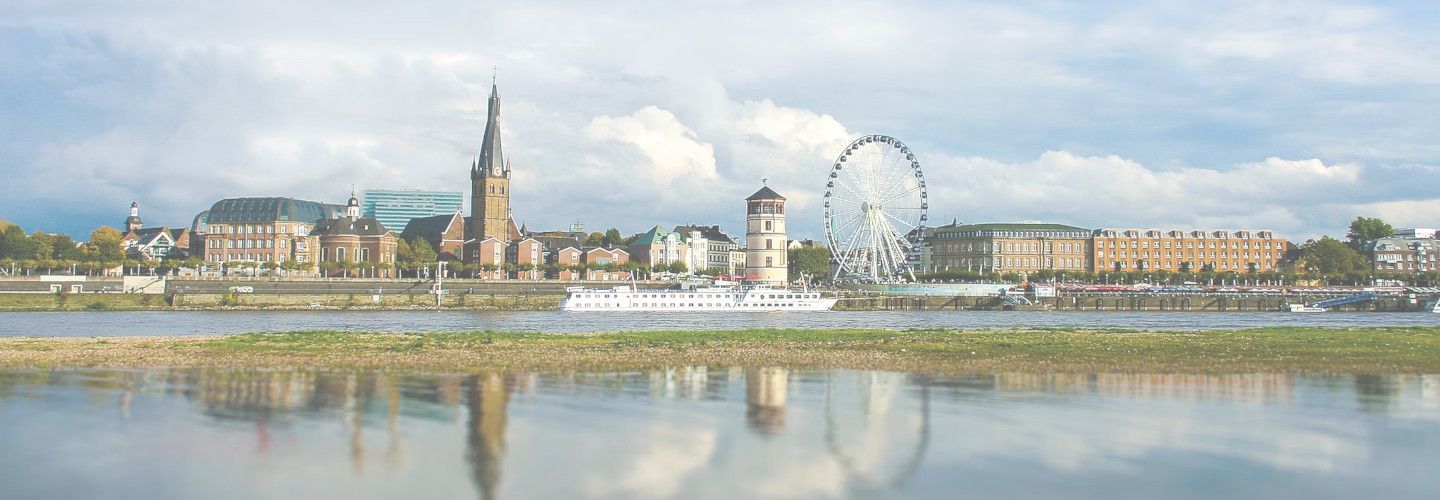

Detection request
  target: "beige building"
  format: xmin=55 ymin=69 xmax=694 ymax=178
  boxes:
xmin=198 ymin=197 xmax=344 ymax=269
xmin=1091 ymin=229 xmax=1289 ymax=273
xmin=744 ymin=186 xmax=787 ymax=284
xmin=927 ymin=223 xmax=1091 ymax=273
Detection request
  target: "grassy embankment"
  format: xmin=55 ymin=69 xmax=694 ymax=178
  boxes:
xmin=1 ymin=327 xmax=1438 ymax=373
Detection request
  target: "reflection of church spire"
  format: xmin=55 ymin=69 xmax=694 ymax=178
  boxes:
xmin=466 ymin=374 xmax=510 ymax=500
xmin=745 ymin=367 xmax=789 ymax=436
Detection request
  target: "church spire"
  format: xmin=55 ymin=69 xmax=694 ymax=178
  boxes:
xmin=474 ymin=73 xmax=506 ymax=179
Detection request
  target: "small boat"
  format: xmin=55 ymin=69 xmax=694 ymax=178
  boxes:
xmin=1430 ymin=298 xmax=1440 ymax=313
xmin=1288 ymin=304 xmax=1326 ymax=313
xmin=561 ymin=283 xmax=837 ymax=311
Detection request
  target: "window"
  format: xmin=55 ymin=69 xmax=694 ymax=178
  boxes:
xmin=766 ymin=239 xmax=773 ymax=250
xmin=764 ymin=221 xmax=772 ymax=231
xmin=766 ymin=256 xmax=773 ymax=267
xmin=337 ymin=247 xmax=346 ymax=261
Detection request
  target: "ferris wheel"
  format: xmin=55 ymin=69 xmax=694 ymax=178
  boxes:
xmin=823 ymin=135 xmax=928 ymax=283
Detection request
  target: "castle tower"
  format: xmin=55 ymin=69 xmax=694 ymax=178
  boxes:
xmin=470 ymin=76 xmax=512 ymax=247
xmin=744 ymin=184 xmax=787 ymax=285
xmin=124 ymin=202 xmax=143 ymax=232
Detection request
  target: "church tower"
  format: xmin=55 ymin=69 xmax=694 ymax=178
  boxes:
xmin=470 ymin=77 xmax=512 ymax=246
xmin=124 ymin=202 xmax=144 ymax=233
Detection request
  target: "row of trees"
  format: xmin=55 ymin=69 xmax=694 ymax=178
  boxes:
xmin=0 ymin=222 xmax=130 ymax=275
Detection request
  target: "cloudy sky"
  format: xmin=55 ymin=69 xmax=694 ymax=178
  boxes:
xmin=3 ymin=0 xmax=1440 ymax=241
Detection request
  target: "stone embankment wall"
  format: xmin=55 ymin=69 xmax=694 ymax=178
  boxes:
xmin=171 ymin=291 xmax=562 ymax=310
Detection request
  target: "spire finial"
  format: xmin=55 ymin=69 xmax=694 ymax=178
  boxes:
xmin=762 ymin=178 xmax=768 ymax=186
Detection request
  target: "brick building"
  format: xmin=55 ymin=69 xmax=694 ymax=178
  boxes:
xmin=1091 ymin=229 xmax=1288 ymax=273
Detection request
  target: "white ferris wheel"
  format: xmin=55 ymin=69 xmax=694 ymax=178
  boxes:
xmin=823 ymin=135 xmax=928 ymax=283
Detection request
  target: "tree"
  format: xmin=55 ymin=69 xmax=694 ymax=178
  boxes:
xmin=0 ymin=224 xmax=32 ymax=260
xmin=788 ymin=246 xmax=831 ymax=280
xmin=410 ymin=238 xmax=438 ymax=266
xmin=583 ymin=232 xmax=605 ymax=247
xmin=85 ymin=227 xmax=125 ymax=263
xmin=667 ymin=261 xmax=688 ymax=274
xmin=602 ymin=228 xmax=625 ymax=247
xmin=1346 ymin=217 xmax=1395 ymax=252
xmin=1299 ymin=236 xmax=1368 ymax=274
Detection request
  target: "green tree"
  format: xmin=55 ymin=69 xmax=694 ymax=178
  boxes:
xmin=583 ymin=232 xmax=605 ymax=247
xmin=1346 ymin=217 xmax=1395 ymax=252
xmin=410 ymin=238 xmax=438 ymax=266
xmin=1299 ymin=236 xmax=1368 ymax=274
xmin=667 ymin=261 xmax=688 ymax=274
xmin=85 ymin=227 xmax=125 ymax=263
xmin=0 ymin=224 xmax=33 ymax=260
xmin=788 ymin=246 xmax=831 ymax=280
xmin=602 ymin=228 xmax=625 ymax=247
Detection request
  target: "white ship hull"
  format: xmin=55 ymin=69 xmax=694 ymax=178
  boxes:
xmin=561 ymin=285 xmax=837 ymax=312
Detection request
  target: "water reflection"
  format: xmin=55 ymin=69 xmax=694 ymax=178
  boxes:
xmin=0 ymin=369 xmax=1437 ymax=499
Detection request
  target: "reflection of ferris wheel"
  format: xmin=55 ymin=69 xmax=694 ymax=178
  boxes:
xmin=823 ymin=135 xmax=928 ymax=283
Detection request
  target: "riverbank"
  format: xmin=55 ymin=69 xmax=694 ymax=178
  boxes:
xmin=3 ymin=292 xmax=1430 ymax=312
xmin=2 ymin=327 xmax=1437 ymax=374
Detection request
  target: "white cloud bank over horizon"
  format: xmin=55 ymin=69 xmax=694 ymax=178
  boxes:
xmin=3 ymin=0 xmax=1440 ymax=242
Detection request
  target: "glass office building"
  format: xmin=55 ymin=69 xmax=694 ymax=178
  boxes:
xmin=362 ymin=189 xmax=464 ymax=232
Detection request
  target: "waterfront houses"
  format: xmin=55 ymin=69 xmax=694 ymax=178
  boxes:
xmin=1371 ymin=236 xmax=1440 ymax=272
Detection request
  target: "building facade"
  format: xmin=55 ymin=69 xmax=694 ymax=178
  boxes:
xmin=121 ymin=202 xmax=191 ymax=260
xmin=628 ymin=226 xmax=688 ymax=271
xmin=927 ymin=223 xmax=1091 ymax=273
xmin=362 ymin=189 xmax=462 ymax=233
xmin=744 ymin=186 xmax=787 ymax=285
xmin=401 ymin=212 xmax=467 ymax=260
xmin=469 ymin=80 xmax=512 ymax=246
xmin=1372 ymin=237 xmax=1440 ymax=272
xmin=1091 ymin=229 xmax=1288 ymax=273
xmin=199 ymin=197 xmax=344 ymax=268
xmin=674 ymin=225 xmax=739 ymax=274
xmin=312 ymin=193 xmax=398 ymax=277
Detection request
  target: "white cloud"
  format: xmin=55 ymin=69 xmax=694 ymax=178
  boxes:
xmin=4 ymin=0 xmax=1440 ymax=239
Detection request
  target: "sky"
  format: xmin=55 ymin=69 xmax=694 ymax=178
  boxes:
xmin=3 ymin=0 xmax=1440 ymax=242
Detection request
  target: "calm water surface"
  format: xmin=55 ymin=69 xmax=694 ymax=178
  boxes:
xmin=0 ymin=368 xmax=1436 ymax=499
xmin=0 ymin=310 xmax=1437 ymax=336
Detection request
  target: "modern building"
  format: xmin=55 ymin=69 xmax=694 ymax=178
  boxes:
xmin=1372 ymin=237 xmax=1440 ymax=272
xmin=312 ymin=192 xmax=398 ymax=277
xmin=362 ymin=189 xmax=462 ymax=233
xmin=198 ymin=197 xmax=345 ymax=267
xmin=469 ymin=79 xmax=512 ymax=247
xmin=1091 ymin=229 xmax=1288 ymax=273
xmin=744 ymin=185 xmax=788 ymax=285
xmin=927 ymin=223 xmax=1091 ymax=273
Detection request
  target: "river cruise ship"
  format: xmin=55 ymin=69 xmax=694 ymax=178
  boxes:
xmin=561 ymin=284 xmax=837 ymax=311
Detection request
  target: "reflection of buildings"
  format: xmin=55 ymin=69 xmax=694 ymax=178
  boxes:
xmin=745 ymin=367 xmax=788 ymax=435
xmin=466 ymin=374 xmax=511 ymax=500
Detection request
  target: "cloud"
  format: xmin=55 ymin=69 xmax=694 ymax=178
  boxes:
xmin=3 ymin=0 xmax=1440 ymax=240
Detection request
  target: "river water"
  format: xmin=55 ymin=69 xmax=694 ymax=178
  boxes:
xmin=0 ymin=368 xmax=1436 ymax=499
xmin=0 ymin=310 xmax=1437 ymax=337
